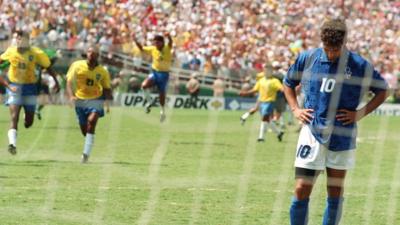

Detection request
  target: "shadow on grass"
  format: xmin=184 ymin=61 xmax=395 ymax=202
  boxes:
xmin=90 ymin=161 xmax=149 ymax=166
xmin=0 ymin=160 xmax=73 ymax=167
xmin=0 ymin=160 xmax=148 ymax=167
xmin=41 ymin=126 xmax=78 ymax=130
xmin=171 ymin=141 xmax=234 ymax=147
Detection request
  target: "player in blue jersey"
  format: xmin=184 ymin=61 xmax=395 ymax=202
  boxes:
xmin=283 ymin=19 xmax=388 ymax=225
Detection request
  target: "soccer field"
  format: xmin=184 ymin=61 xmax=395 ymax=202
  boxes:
xmin=0 ymin=106 xmax=399 ymax=225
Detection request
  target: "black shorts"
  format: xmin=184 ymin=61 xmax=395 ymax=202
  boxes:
xmin=295 ymin=167 xmax=320 ymax=181
xmin=0 ymin=85 xmax=5 ymax=94
xmin=38 ymin=84 xmax=50 ymax=95
xmin=274 ymin=95 xmax=286 ymax=113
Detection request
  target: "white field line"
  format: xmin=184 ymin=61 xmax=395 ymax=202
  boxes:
xmin=41 ymin=107 xmax=71 ymax=220
xmin=91 ymin=109 xmax=123 ymax=225
xmin=268 ymin=130 xmax=299 ymax=225
xmin=340 ymin=121 xmax=368 ymax=225
xmin=188 ymin=110 xmax=219 ymax=225
xmin=231 ymin=117 xmax=259 ymax=225
xmin=136 ymin=109 xmax=174 ymax=225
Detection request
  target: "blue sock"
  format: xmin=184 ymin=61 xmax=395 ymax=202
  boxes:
xmin=322 ymin=197 xmax=343 ymax=225
xmin=290 ymin=197 xmax=309 ymax=225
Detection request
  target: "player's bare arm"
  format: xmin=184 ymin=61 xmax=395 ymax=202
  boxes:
xmin=66 ymin=78 xmax=76 ymax=103
xmin=0 ymin=59 xmax=17 ymax=92
xmin=103 ymin=88 xmax=113 ymax=100
xmin=283 ymin=84 xmax=314 ymax=124
xmin=336 ymin=90 xmax=389 ymax=125
xmin=239 ymin=89 xmax=257 ymax=97
xmin=0 ymin=76 xmax=8 ymax=88
xmin=0 ymin=75 xmax=16 ymax=92
xmin=133 ymin=36 xmax=144 ymax=52
xmin=165 ymin=32 xmax=173 ymax=48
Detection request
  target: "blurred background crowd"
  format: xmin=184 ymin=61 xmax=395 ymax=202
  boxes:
xmin=0 ymin=0 xmax=399 ymax=99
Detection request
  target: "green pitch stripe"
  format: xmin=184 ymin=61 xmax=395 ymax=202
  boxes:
xmin=385 ymin=137 xmax=400 ymax=225
xmin=41 ymin=106 xmax=71 ymax=220
xmin=361 ymin=116 xmax=390 ymax=225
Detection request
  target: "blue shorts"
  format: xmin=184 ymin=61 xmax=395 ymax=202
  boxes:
xmin=148 ymin=70 xmax=169 ymax=93
xmin=75 ymin=99 xmax=104 ymax=125
xmin=6 ymin=83 xmax=38 ymax=112
xmin=259 ymin=102 xmax=275 ymax=117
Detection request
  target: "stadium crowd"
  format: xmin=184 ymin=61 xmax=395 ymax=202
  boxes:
xmin=0 ymin=0 xmax=399 ymax=90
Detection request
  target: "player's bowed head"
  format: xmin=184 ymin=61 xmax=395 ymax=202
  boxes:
xmin=320 ymin=18 xmax=347 ymax=62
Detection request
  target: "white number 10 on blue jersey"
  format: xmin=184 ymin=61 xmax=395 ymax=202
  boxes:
xmin=320 ymin=78 xmax=336 ymax=93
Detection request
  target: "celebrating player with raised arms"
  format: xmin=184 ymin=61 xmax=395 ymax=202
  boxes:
xmin=134 ymin=33 xmax=173 ymax=122
xmin=66 ymin=46 xmax=112 ymax=163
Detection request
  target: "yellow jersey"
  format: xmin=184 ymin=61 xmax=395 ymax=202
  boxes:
xmin=143 ymin=45 xmax=172 ymax=72
xmin=0 ymin=46 xmax=50 ymax=84
xmin=66 ymin=60 xmax=111 ymax=100
xmin=252 ymin=77 xmax=283 ymax=102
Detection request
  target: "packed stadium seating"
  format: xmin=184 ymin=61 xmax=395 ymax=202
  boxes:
xmin=0 ymin=0 xmax=398 ymax=91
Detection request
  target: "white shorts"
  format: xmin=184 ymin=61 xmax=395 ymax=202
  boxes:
xmin=294 ymin=125 xmax=355 ymax=170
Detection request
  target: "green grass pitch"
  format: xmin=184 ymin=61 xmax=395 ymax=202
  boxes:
xmin=0 ymin=106 xmax=399 ymax=225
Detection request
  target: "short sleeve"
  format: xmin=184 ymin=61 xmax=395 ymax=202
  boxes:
xmin=34 ymin=48 xmax=51 ymax=68
xmin=252 ymin=81 xmax=260 ymax=92
xmin=164 ymin=45 xmax=172 ymax=53
xmin=66 ymin=62 xmax=77 ymax=81
xmin=142 ymin=46 xmax=154 ymax=55
xmin=283 ymin=52 xmax=308 ymax=88
xmin=368 ymin=65 xmax=388 ymax=94
xmin=274 ymin=79 xmax=283 ymax=91
xmin=0 ymin=47 xmax=12 ymax=61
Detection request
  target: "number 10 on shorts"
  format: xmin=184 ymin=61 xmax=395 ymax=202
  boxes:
xmin=297 ymin=145 xmax=312 ymax=159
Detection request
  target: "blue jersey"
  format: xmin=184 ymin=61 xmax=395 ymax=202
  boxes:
xmin=284 ymin=48 xmax=387 ymax=151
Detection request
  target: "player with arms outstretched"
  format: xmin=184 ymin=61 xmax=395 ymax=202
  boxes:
xmin=240 ymin=68 xmax=266 ymax=125
xmin=240 ymin=64 xmax=284 ymax=142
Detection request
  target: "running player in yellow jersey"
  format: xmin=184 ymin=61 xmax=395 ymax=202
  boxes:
xmin=134 ymin=33 xmax=173 ymax=122
xmin=240 ymin=64 xmax=284 ymax=142
xmin=239 ymin=66 xmax=267 ymax=125
xmin=0 ymin=31 xmax=59 ymax=155
xmin=66 ymin=46 xmax=112 ymax=163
